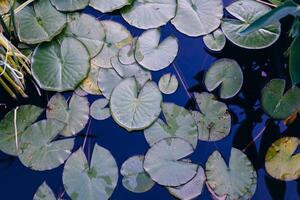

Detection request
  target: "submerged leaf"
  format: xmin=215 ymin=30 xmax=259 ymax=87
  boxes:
xmin=50 ymin=0 xmax=89 ymax=11
xmin=33 ymin=182 xmax=56 ymax=200
xmin=158 ymin=73 xmax=179 ymax=95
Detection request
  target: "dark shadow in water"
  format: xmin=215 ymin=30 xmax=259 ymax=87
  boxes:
xmin=265 ymin=174 xmax=286 ymax=200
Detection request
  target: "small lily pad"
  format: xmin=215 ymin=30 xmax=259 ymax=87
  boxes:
xmin=158 ymin=73 xmax=179 ymax=95
xmin=50 ymin=0 xmax=89 ymax=11
xmin=80 ymin=64 xmax=102 ymax=95
xmin=33 ymin=182 xmax=56 ymax=200
xmin=90 ymin=0 xmax=130 ymax=13
xmin=98 ymin=68 xmax=123 ymax=99
xmin=90 ymin=99 xmax=111 ymax=121
xmin=203 ymin=29 xmax=226 ymax=52
xmin=118 ymin=41 xmax=137 ymax=65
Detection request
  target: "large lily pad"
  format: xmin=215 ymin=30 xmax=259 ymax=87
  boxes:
xmin=192 ymin=92 xmax=231 ymax=142
xmin=32 ymin=37 xmax=90 ymax=92
xmin=203 ymin=29 xmax=226 ymax=52
xmin=171 ymin=0 xmax=223 ymax=37
xmin=135 ymin=29 xmax=178 ymax=71
xmin=158 ymin=73 xmax=179 ymax=95
xmin=261 ymin=79 xmax=300 ymax=119
xmin=205 ymin=148 xmax=257 ymax=200
xmin=98 ymin=68 xmax=123 ymax=99
xmin=121 ymin=0 xmax=176 ymax=29
xmin=110 ymin=78 xmax=162 ymax=131
xmin=50 ymin=0 xmax=89 ymax=11
xmin=0 ymin=105 xmax=43 ymax=156
xmin=265 ymin=137 xmax=300 ymax=181
xmin=90 ymin=99 xmax=111 ymax=121
xmin=90 ymin=0 xmax=130 ymax=13
xmin=221 ymin=0 xmax=281 ymax=49
xmin=16 ymin=0 xmax=66 ymax=44
xmin=33 ymin=182 xmax=56 ymax=200
xmin=144 ymin=103 xmax=198 ymax=148
xmin=63 ymin=144 xmax=118 ymax=200
xmin=204 ymin=59 xmax=243 ymax=99
xmin=19 ymin=119 xmax=74 ymax=171
xmin=120 ymin=155 xmax=155 ymax=193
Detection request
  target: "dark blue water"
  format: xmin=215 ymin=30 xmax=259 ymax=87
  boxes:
xmin=0 ymin=1 xmax=299 ymax=199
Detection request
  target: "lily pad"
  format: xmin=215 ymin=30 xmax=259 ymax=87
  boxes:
xmin=205 ymin=148 xmax=257 ymax=200
xmin=19 ymin=119 xmax=74 ymax=171
xmin=110 ymin=78 xmax=162 ymax=131
xmin=121 ymin=0 xmax=176 ymax=29
xmin=171 ymin=0 xmax=223 ymax=37
xmin=32 ymin=37 xmax=90 ymax=92
xmin=50 ymin=0 xmax=89 ymax=11
xmin=158 ymin=73 xmax=179 ymax=95
xmin=80 ymin=64 xmax=102 ymax=95
xmin=16 ymin=0 xmax=66 ymax=44
xmin=203 ymin=29 xmax=226 ymax=52
xmin=33 ymin=182 xmax=56 ymax=200
xmin=63 ymin=144 xmax=118 ymax=200
xmin=90 ymin=99 xmax=111 ymax=121
xmin=135 ymin=29 xmax=178 ymax=71
xmin=265 ymin=137 xmax=300 ymax=181
xmin=192 ymin=92 xmax=231 ymax=142
xmin=261 ymin=79 xmax=300 ymax=119
xmin=118 ymin=41 xmax=137 ymax=65
xmin=0 ymin=0 xmax=10 ymax=15
xmin=98 ymin=68 xmax=123 ymax=99
xmin=0 ymin=105 xmax=43 ymax=156
xmin=221 ymin=0 xmax=281 ymax=49
xmin=204 ymin=59 xmax=243 ymax=99
xmin=120 ymin=155 xmax=155 ymax=193
xmin=144 ymin=103 xmax=198 ymax=148
xmin=90 ymin=0 xmax=130 ymax=13
xmin=144 ymin=137 xmax=198 ymax=187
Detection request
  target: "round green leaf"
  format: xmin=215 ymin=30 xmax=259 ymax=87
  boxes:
xmin=33 ymin=182 xmax=56 ymax=200
xmin=135 ymin=29 xmax=178 ymax=71
xmin=63 ymin=144 xmax=118 ymax=200
xmin=110 ymin=78 xmax=162 ymax=131
xmin=261 ymin=79 xmax=300 ymax=119
xmin=205 ymin=148 xmax=257 ymax=200
xmin=144 ymin=137 xmax=198 ymax=187
xmin=158 ymin=73 xmax=179 ymax=95
xmin=90 ymin=0 xmax=130 ymax=13
xmin=192 ymin=92 xmax=231 ymax=141
xmin=121 ymin=155 xmax=155 ymax=193
xmin=19 ymin=119 xmax=74 ymax=171
xmin=221 ymin=0 xmax=281 ymax=49
xmin=98 ymin=68 xmax=123 ymax=99
xmin=121 ymin=0 xmax=176 ymax=29
xmin=171 ymin=0 xmax=223 ymax=37
xmin=90 ymin=99 xmax=111 ymax=121
xmin=50 ymin=0 xmax=89 ymax=11
xmin=265 ymin=137 xmax=300 ymax=181
xmin=0 ymin=105 xmax=43 ymax=156
xmin=80 ymin=64 xmax=102 ymax=95
xmin=203 ymin=29 xmax=226 ymax=52
xmin=144 ymin=103 xmax=198 ymax=148
xmin=32 ymin=37 xmax=90 ymax=92
xmin=204 ymin=58 xmax=243 ymax=99
xmin=16 ymin=0 xmax=66 ymax=44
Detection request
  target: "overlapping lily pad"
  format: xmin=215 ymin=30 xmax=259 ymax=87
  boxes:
xmin=118 ymin=41 xmax=137 ymax=65
xmin=98 ymin=68 xmax=123 ymax=99
xmin=90 ymin=99 xmax=111 ymax=121
xmin=50 ymin=0 xmax=89 ymax=11
xmin=33 ymin=182 xmax=56 ymax=200
xmin=80 ymin=64 xmax=102 ymax=95
xmin=90 ymin=0 xmax=130 ymax=13
xmin=203 ymin=29 xmax=226 ymax=52
xmin=158 ymin=73 xmax=179 ymax=95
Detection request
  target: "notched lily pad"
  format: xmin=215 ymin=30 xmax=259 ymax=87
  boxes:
xmin=33 ymin=182 xmax=56 ymax=200
xmin=98 ymin=68 xmax=123 ymax=99
xmin=158 ymin=73 xmax=179 ymax=95
xmin=90 ymin=99 xmax=111 ymax=121
xmin=203 ymin=29 xmax=226 ymax=52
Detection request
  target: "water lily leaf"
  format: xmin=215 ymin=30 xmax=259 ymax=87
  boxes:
xmin=261 ymin=79 xmax=300 ymax=119
xmin=204 ymin=59 xmax=243 ymax=99
xmin=192 ymin=92 xmax=231 ymax=141
xmin=110 ymin=78 xmax=162 ymax=131
xmin=221 ymin=0 xmax=281 ymax=49
xmin=75 ymin=87 xmax=88 ymax=97
xmin=144 ymin=103 xmax=198 ymax=148
xmin=63 ymin=144 xmax=118 ymax=200
xmin=16 ymin=0 xmax=66 ymax=44
xmin=33 ymin=182 xmax=56 ymax=200
xmin=0 ymin=105 xmax=43 ymax=156
xmin=98 ymin=68 xmax=123 ymax=99
xmin=135 ymin=29 xmax=178 ymax=71
xmin=92 ymin=20 xmax=132 ymax=68
xmin=90 ymin=99 xmax=111 ymax=121
xmin=32 ymin=37 xmax=90 ymax=92
xmin=203 ymin=29 xmax=226 ymax=52
xmin=144 ymin=137 xmax=198 ymax=187
xmin=206 ymin=182 xmax=227 ymax=200
xmin=19 ymin=119 xmax=74 ymax=171
xmin=205 ymin=148 xmax=257 ymax=200
xmin=80 ymin=64 xmax=102 ymax=95
xmin=47 ymin=94 xmax=90 ymax=136
xmin=171 ymin=0 xmax=223 ymax=37
xmin=158 ymin=73 xmax=179 ymax=95
xmin=289 ymin=35 xmax=300 ymax=85
xmin=121 ymin=155 xmax=155 ymax=193
xmin=121 ymin=0 xmax=176 ymax=29
xmin=50 ymin=0 xmax=89 ymax=11
xmin=118 ymin=41 xmax=137 ymax=65
xmin=167 ymin=166 xmax=206 ymax=200
xmin=265 ymin=137 xmax=300 ymax=181
xmin=90 ymin=0 xmax=130 ymax=13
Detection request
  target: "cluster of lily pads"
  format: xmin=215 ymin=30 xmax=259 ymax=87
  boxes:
xmin=0 ymin=0 xmax=299 ymax=199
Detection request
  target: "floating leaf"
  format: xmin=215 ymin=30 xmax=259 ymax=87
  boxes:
xmin=204 ymin=59 xmax=243 ymax=99
xmin=80 ymin=64 xmax=102 ymax=95
xmin=221 ymin=0 xmax=281 ymax=49
xmin=90 ymin=99 xmax=111 ymax=121
xmin=32 ymin=37 xmax=90 ymax=92
xmin=75 ymin=87 xmax=88 ymax=97
xmin=265 ymin=137 xmax=300 ymax=181
xmin=192 ymin=92 xmax=231 ymax=142
xmin=110 ymin=78 xmax=162 ymax=131
xmin=118 ymin=41 xmax=137 ymax=65
xmin=144 ymin=137 xmax=198 ymax=187
xmin=205 ymin=148 xmax=257 ymax=200
xmin=16 ymin=0 xmax=66 ymax=44
xmin=19 ymin=119 xmax=74 ymax=171
xmin=144 ymin=103 xmax=198 ymax=148
xmin=135 ymin=29 xmax=178 ymax=71
xmin=261 ymin=79 xmax=300 ymax=119
xmin=121 ymin=0 xmax=176 ymax=29
xmin=203 ymin=29 xmax=226 ymax=52
xmin=158 ymin=73 xmax=179 ymax=95
xmin=289 ymin=35 xmax=300 ymax=85
xmin=171 ymin=0 xmax=223 ymax=37
xmin=121 ymin=155 xmax=155 ymax=193
xmin=33 ymin=182 xmax=56 ymax=200
xmin=50 ymin=0 xmax=89 ymax=11
xmin=63 ymin=144 xmax=118 ymax=200
xmin=90 ymin=0 xmax=130 ymax=13
xmin=98 ymin=68 xmax=123 ymax=99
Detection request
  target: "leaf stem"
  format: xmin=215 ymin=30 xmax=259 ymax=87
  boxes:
xmin=255 ymin=0 xmax=277 ymax=7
